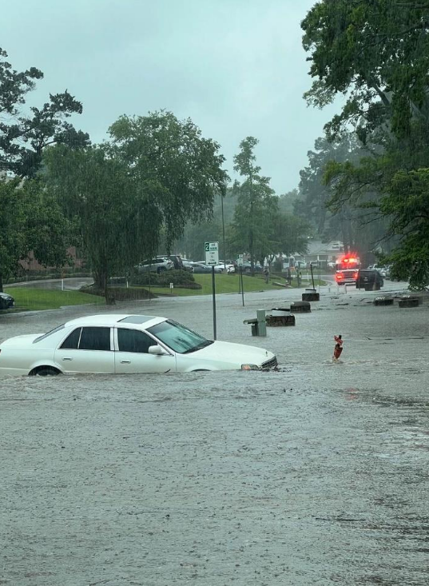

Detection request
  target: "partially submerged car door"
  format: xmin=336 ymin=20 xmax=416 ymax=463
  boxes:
xmin=114 ymin=327 xmax=176 ymax=374
xmin=55 ymin=326 xmax=115 ymax=373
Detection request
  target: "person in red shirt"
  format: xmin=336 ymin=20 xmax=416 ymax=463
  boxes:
xmin=333 ymin=335 xmax=343 ymax=361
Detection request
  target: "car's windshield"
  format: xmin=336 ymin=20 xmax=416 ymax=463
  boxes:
xmin=147 ymin=320 xmax=213 ymax=354
xmin=33 ymin=324 xmax=65 ymax=343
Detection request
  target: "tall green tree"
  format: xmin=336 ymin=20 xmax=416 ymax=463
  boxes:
xmin=0 ymin=47 xmax=89 ymax=177
xmin=0 ymin=177 xmax=70 ymax=291
xmin=44 ymin=145 xmax=160 ymax=300
xmin=302 ymin=0 xmax=429 ymax=284
xmin=176 ymin=219 xmax=222 ymax=261
xmin=231 ymin=137 xmax=277 ymax=271
xmin=270 ymin=213 xmax=311 ymax=259
xmin=302 ymin=0 xmax=429 ymax=141
xmin=45 ymin=112 xmax=227 ymax=299
xmin=109 ymin=111 xmax=228 ymax=251
xmin=296 ymin=133 xmax=386 ymax=258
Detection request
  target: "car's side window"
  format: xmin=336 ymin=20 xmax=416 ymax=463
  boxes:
xmin=79 ymin=327 xmax=111 ymax=351
xmin=60 ymin=327 xmax=82 ymax=349
xmin=117 ymin=328 xmax=154 ymax=353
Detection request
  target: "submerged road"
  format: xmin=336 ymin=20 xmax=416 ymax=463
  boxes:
xmin=0 ymin=283 xmax=428 ymax=585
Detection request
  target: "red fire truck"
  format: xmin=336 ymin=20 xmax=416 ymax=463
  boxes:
xmin=335 ymin=254 xmax=361 ymax=285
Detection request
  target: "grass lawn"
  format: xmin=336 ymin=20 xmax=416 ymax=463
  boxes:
xmin=6 ymin=288 xmax=105 ymax=311
xmin=3 ymin=274 xmax=326 ymax=311
xmin=146 ymin=273 xmax=325 ymax=297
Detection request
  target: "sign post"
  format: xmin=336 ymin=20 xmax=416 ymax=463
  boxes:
xmin=237 ymin=254 xmax=245 ymax=306
xmin=205 ymin=242 xmax=219 ymax=340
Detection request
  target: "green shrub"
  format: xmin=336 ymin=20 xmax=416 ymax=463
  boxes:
xmin=130 ymin=269 xmax=199 ymax=288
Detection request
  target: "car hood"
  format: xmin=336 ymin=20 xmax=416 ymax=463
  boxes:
xmin=190 ymin=340 xmax=275 ymax=367
xmin=0 ymin=333 xmax=43 ymax=347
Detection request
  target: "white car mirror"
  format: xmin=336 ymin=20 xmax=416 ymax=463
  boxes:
xmin=148 ymin=345 xmax=168 ymax=356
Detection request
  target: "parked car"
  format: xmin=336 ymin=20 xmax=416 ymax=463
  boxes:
xmin=215 ymin=261 xmax=235 ymax=273
xmin=241 ymin=262 xmax=263 ymax=274
xmin=0 ymin=314 xmax=278 ymax=376
xmin=0 ymin=292 xmax=15 ymax=310
xmin=192 ymin=262 xmax=223 ymax=273
xmin=189 ymin=262 xmax=213 ymax=274
xmin=367 ymin=264 xmax=389 ymax=277
xmin=181 ymin=260 xmax=194 ymax=272
xmin=136 ymin=258 xmax=174 ymax=273
xmin=356 ymin=269 xmax=384 ymax=290
xmin=165 ymin=254 xmax=184 ymax=270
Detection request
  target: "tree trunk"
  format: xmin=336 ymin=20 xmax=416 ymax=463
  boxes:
xmin=94 ymin=269 xmax=113 ymax=304
xmin=249 ymin=229 xmax=255 ymax=276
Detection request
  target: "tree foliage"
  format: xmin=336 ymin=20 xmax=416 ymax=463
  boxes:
xmin=302 ymin=0 xmax=429 ymax=140
xmin=0 ymin=47 xmax=89 ymax=177
xmin=0 ymin=177 xmax=70 ymax=290
xmin=295 ymin=133 xmax=387 ymax=258
xmin=109 ymin=111 xmax=228 ymax=251
xmin=230 ymin=137 xmax=310 ymax=266
xmin=302 ymin=0 xmax=429 ymax=285
xmin=44 ymin=112 xmax=228 ymax=300
xmin=44 ymin=145 xmax=161 ymax=299
xmin=231 ymin=137 xmax=276 ymax=269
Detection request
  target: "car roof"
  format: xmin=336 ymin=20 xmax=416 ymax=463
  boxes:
xmin=64 ymin=314 xmax=167 ymax=328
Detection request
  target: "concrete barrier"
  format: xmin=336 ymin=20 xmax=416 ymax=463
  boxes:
xmin=302 ymin=288 xmax=320 ymax=302
xmin=266 ymin=309 xmax=295 ymax=327
xmin=290 ymin=301 xmax=311 ymax=313
xmin=374 ymin=296 xmax=394 ymax=306
xmin=398 ymin=296 xmax=420 ymax=308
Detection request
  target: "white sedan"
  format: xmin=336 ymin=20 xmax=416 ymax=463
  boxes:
xmin=0 ymin=314 xmax=277 ymax=376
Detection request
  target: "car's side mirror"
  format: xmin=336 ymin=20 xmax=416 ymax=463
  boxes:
xmin=148 ymin=345 xmax=168 ymax=356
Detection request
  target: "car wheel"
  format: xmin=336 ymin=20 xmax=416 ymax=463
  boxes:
xmin=157 ymin=267 xmax=166 ymax=274
xmin=30 ymin=366 xmax=61 ymax=377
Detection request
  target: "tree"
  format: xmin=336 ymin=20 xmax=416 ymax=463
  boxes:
xmin=302 ymin=2 xmax=429 ymax=283
xmin=295 ymin=133 xmax=386 ymax=256
xmin=270 ymin=213 xmax=311 ymax=259
xmin=231 ymin=137 xmax=277 ymax=271
xmin=175 ymin=218 xmax=222 ymax=261
xmin=0 ymin=47 xmax=89 ymax=177
xmin=108 ymin=111 xmax=228 ymax=251
xmin=44 ymin=112 xmax=227 ymax=300
xmin=278 ymin=189 xmax=299 ymax=215
xmin=44 ymin=145 xmax=161 ymax=300
xmin=0 ymin=177 xmax=70 ymax=291
xmin=379 ymin=169 xmax=429 ymax=287
xmin=302 ymin=0 xmax=429 ymax=141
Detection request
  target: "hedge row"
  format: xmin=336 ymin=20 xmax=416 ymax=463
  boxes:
xmin=130 ymin=269 xmax=201 ymax=289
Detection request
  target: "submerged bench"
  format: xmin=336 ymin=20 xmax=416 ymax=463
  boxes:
xmin=243 ymin=309 xmax=267 ymax=336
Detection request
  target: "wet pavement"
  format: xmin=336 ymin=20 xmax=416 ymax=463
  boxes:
xmin=1 ymin=283 xmax=428 ymax=585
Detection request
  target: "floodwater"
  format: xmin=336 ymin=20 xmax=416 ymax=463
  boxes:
xmin=1 ymin=283 xmax=428 ymax=585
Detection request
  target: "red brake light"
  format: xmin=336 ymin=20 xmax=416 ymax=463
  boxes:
xmin=354 ymin=272 xmax=358 ymax=279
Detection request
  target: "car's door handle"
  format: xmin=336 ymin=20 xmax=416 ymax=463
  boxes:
xmin=62 ymin=357 xmax=73 ymax=361
xmin=120 ymin=360 xmax=131 ymax=364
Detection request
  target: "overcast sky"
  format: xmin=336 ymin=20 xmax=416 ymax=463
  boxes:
xmin=3 ymin=0 xmax=340 ymax=194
